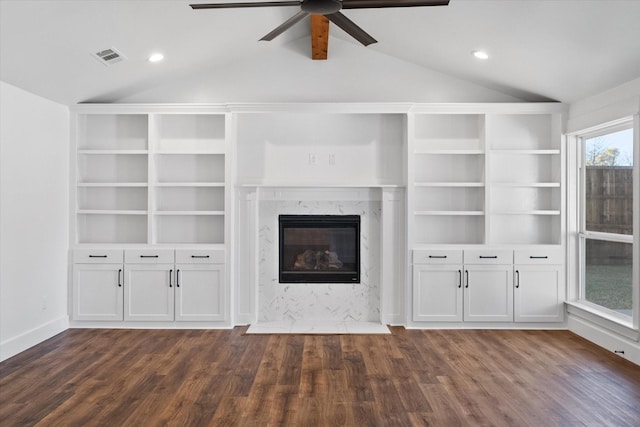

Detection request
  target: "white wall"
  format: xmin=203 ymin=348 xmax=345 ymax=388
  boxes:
xmin=0 ymin=81 xmax=70 ymax=361
xmin=116 ymin=36 xmax=522 ymax=104
xmin=567 ymin=77 xmax=640 ymax=133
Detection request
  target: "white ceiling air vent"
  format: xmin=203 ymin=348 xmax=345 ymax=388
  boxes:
xmin=92 ymin=47 xmax=126 ymax=66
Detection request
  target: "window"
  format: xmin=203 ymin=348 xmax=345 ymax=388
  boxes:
xmin=580 ymin=124 xmax=635 ymax=320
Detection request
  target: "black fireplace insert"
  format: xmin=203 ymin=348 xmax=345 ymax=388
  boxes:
xmin=279 ymin=215 xmax=360 ymax=283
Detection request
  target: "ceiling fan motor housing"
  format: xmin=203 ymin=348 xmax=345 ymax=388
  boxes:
xmin=302 ymin=0 xmax=342 ymax=14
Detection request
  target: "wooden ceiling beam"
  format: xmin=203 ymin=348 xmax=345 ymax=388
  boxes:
xmin=311 ymin=14 xmax=329 ymax=60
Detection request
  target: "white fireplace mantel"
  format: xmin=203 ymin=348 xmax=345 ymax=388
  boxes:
xmin=234 ymin=186 xmax=405 ymax=326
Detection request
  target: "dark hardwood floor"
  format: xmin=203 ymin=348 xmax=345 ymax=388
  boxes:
xmin=1 ymin=327 xmax=639 ymax=426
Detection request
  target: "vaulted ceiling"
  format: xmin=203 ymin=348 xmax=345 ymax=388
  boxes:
xmin=1 ymin=0 xmax=639 ymax=105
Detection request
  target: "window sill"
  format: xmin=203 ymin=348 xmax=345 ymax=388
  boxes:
xmin=565 ymin=301 xmax=638 ymax=341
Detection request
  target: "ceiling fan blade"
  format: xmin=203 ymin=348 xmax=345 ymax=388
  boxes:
xmin=341 ymin=0 xmax=449 ymax=9
xmin=190 ymin=1 xmax=300 ymax=10
xmin=260 ymin=10 xmax=310 ymax=41
xmin=326 ymin=12 xmax=377 ymax=46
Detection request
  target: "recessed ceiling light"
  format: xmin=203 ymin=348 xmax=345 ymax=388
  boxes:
xmin=472 ymin=50 xmax=489 ymax=60
xmin=148 ymin=53 xmax=164 ymax=63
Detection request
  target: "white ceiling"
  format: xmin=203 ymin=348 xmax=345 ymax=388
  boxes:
xmin=1 ymin=0 xmax=639 ymax=106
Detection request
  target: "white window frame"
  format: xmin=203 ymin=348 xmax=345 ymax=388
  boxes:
xmin=575 ymin=117 xmax=639 ymax=329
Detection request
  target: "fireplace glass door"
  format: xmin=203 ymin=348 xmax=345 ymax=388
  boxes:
xmin=279 ymin=215 xmax=360 ymax=283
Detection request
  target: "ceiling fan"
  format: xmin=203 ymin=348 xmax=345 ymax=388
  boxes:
xmin=190 ymin=0 xmax=450 ymax=59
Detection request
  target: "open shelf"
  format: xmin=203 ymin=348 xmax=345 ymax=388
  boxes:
xmin=155 ymin=153 xmax=225 ymax=184
xmin=155 ymin=186 xmax=224 ymax=212
xmin=414 ymin=215 xmax=485 ymax=245
xmin=490 ymin=215 xmax=561 ymax=245
xmin=78 ymin=153 xmax=148 ymax=184
xmin=414 ymin=153 xmax=485 ymax=183
xmin=486 ymin=114 xmax=557 ymax=150
xmin=414 ymin=149 xmax=484 ymax=155
xmin=77 ymin=214 xmax=147 ymax=244
xmin=155 ymin=114 xmax=226 ymax=153
xmin=415 ymin=211 xmax=484 ymax=216
xmin=414 ymin=186 xmax=484 ymax=212
xmin=77 ymin=210 xmax=147 ymax=215
xmin=415 ymin=182 xmax=485 ymax=188
xmin=78 ymin=186 xmax=148 ymax=211
xmin=154 ymin=215 xmax=224 ymax=244
xmin=413 ymin=114 xmax=484 ymax=152
xmin=80 ymin=114 xmax=148 ymax=151
xmin=491 ymin=149 xmax=560 ymax=155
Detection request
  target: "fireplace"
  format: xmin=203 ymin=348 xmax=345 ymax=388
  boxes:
xmin=279 ymin=215 xmax=360 ymax=283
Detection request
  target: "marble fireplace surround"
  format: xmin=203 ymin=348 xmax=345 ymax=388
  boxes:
xmin=237 ymin=186 xmax=405 ymax=330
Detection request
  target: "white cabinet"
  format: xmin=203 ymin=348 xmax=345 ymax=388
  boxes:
xmin=124 ymin=263 xmax=175 ymax=321
xmin=123 ymin=249 xmax=175 ymax=321
xmin=413 ymin=248 xmax=565 ymax=324
xmin=463 ymin=249 xmax=513 ymax=322
xmin=175 ymin=249 xmax=226 ymax=321
xmin=464 ymin=265 xmax=514 ymax=322
xmin=72 ymin=250 xmax=124 ymax=321
xmin=72 ymin=248 xmax=226 ymax=323
xmin=413 ymin=249 xmax=514 ymax=323
xmin=413 ymin=249 xmax=463 ymax=322
xmin=513 ymin=248 xmax=564 ymax=322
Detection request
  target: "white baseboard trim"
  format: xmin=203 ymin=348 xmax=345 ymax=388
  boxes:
xmin=568 ymin=314 xmax=640 ymax=366
xmin=0 ymin=315 xmax=69 ymax=362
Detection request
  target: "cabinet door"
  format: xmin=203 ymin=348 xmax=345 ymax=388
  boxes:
xmin=73 ymin=264 xmax=123 ymax=321
xmin=464 ymin=265 xmax=513 ymax=322
xmin=514 ymin=265 xmax=564 ymax=322
xmin=124 ymin=264 xmax=174 ymax=321
xmin=175 ymin=264 xmax=225 ymax=321
xmin=413 ymin=265 xmax=463 ymax=322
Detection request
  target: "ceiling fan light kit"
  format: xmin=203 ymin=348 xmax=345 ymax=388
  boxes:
xmin=190 ymin=0 xmax=449 ymax=58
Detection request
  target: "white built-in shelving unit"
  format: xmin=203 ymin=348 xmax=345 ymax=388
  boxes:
xmin=151 ymin=114 xmax=227 ymax=245
xmin=486 ymin=113 xmax=563 ymax=245
xmin=73 ymin=110 xmax=229 ymax=246
xmin=76 ymin=114 xmax=150 ymax=244
xmin=409 ymin=114 xmax=486 ymax=245
xmin=408 ymin=108 xmax=564 ymax=247
xmin=71 ymin=102 xmax=566 ymax=328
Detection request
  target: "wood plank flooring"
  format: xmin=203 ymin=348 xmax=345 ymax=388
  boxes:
xmin=1 ymin=327 xmax=639 ymax=426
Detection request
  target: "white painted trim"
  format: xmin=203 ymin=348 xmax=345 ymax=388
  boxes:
xmin=69 ymin=321 xmax=232 ymax=329
xmin=405 ymin=322 xmax=566 ymax=330
xmin=71 ymin=102 xmax=567 ymax=116
xmin=567 ymin=96 xmax=640 ymax=134
xmin=566 ymin=302 xmax=636 ymax=340
xmin=568 ymin=315 xmax=640 ymax=366
xmin=250 ymin=187 xmax=382 ymax=202
xmin=0 ymin=316 xmax=69 ymax=362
